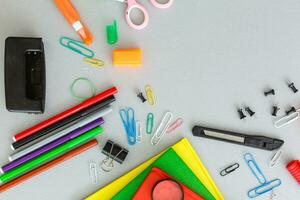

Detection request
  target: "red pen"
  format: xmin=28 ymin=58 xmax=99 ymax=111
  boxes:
xmin=13 ymin=87 xmax=118 ymax=142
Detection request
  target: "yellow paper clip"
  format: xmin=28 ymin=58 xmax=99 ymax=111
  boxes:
xmin=84 ymin=57 xmax=104 ymax=68
xmin=145 ymin=85 xmax=155 ymax=106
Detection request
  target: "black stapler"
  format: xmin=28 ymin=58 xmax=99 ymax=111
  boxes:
xmin=5 ymin=37 xmax=46 ymax=114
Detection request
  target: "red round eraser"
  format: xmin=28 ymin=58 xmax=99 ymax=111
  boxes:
xmin=152 ymin=180 xmax=184 ymax=200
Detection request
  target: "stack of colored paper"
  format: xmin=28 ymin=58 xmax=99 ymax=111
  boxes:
xmin=85 ymin=138 xmax=224 ymax=200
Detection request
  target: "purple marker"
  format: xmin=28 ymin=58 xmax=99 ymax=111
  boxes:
xmin=1 ymin=118 xmax=104 ymax=173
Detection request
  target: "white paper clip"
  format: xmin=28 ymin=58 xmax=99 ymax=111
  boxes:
xmin=269 ymin=150 xmax=282 ymax=168
xmin=274 ymin=110 xmax=299 ymax=128
xmin=136 ymin=120 xmax=142 ymax=142
xmin=145 ymin=85 xmax=155 ymax=106
xmin=166 ymin=118 xmax=183 ymax=133
xmin=89 ymin=162 xmax=98 ymax=184
xmin=151 ymin=112 xmax=173 ymax=146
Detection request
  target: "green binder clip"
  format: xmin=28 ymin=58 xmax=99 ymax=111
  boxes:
xmin=106 ymin=20 xmax=118 ymax=45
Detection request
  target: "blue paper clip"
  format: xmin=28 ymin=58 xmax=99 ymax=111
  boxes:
xmin=244 ymin=153 xmax=267 ymax=184
xmin=119 ymin=108 xmax=136 ymax=145
xmin=248 ymin=179 xmax=281 ymax=198
xmin=59 ymin=37 xmax=95 ymax=58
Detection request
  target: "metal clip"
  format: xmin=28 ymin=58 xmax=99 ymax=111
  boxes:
xmin=244 ymin=153 xmax=267 ymax=184
xmin=151 ymin=112 xmax=173 ymax=146
xmin=119 ymin=108 xmax=136 ymax=145
xmin=59 ymin=37 xmax=95 ymax=58
xmin=84 ymin=57 xmax=104 ymax=68
xmin=274 ymin=110 xmax=299 ymax=128
xmin=136 ymin=121 xmax=142 ymax=142
xmin=145 ymin=85 xmax=155 ymax=106
xmin=220 ymin=163 xmax=239 ymax=176
xmin=166 ymin=118 xmax=183 ymax=133
xmin=248 ymin=179 xmax=281 ymax=198
xmin=146 ymin=113 xmax=154 ymax=134
xmin=269 ymin=150 xmax=282 ymax=168
xmin=89 ymin=162 xmax=98 ymax=184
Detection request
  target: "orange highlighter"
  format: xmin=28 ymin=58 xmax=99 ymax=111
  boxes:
xmin=53 ymin=0 xmax=93 ymax=45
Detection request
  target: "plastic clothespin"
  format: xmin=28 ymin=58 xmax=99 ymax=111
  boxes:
xmin=106 ymin=20 xmax=118 ymax=45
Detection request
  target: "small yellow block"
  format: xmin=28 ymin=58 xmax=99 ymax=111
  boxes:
xmin=113 ymin=48 xmax=142 ymax=67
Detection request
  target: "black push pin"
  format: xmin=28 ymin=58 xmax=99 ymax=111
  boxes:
xmin=286 ymin=106 xmax=296 ymax=115
xmin=137 ymin=92 xmax=147 ymax=103
xmin=288 ymin=82 xmax=298 ymax=93
xmin=238 ymin=109 xmax=246 ymax=119
xmin=272 ymin=106 xmax=280 ymax=117
xmin=264 ymin=89 xmax=275 ymax=96
xmin=245 ymin=107 xmax=255 ymax=116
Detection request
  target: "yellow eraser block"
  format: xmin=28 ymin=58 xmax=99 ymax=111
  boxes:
xmin=113 ymin=48 xmax=142 ymax=67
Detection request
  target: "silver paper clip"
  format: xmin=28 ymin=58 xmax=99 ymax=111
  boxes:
xmin=220 ymin=163 xmax=240 ymax=176
xmin=166 ymin=118 xmax=183 ymax=133
xmin=269 ymin=150 xmax=282 ymax=168
xmin=89 ymin=162 xmax=98 ymax=184
xmin=136 ymin=120 xmax=142 ymax=142
xmin=145 ymin=85 xmax=155 ymax=106
xmin=274 ymin=109 xmax=299 ymax=128
xmin=151 ymin=112 xmax=173 ymax=146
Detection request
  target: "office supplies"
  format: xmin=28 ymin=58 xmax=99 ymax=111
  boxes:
xmin=166 ymin=118 xmax=183 ymax=133
xmin=245 ymin=107 xmax=255 ymax=116
xmin=273 ymin=108 xmax=300 ymax=128
xmin=285 ymin=106 xmax=296 ymax=115
xmin=13 ymin=86 xmax=117 ymax=142
xmin=145 ymin=85 xmax=155 ymax=106
xmin=272 ymin=106 xmax=280 ymax=116
xmin=106 ymin=20 xmax=118 ymax=45
xmin=89 ymin=162 xmax=98 ymax=184
xmin=5 ymin=37 xmax=46 ymax=114
xmin=60 ymin=37 xmax=94 ymax=58
xmin=192 ymin=126 xmax=284 ymax=151
xmin=101 ymin=140 xmax=128 ymax=172
xmin=84 ymin=57 xmax=104 ymax=68
xmin=146 ymin=113 xmax=154 ymax=134
xmin=152 ymin=180 xmax=184 ymax=200
xmin=113 ymin=49 xmax=142 ymax=67
xmin=151 ymin=112 xmax=173 ymax=146
xmin=137 ymin=92 xmax=147 ymax=103
xmin=85 ymin=138 xmax=224 ymax=200
xmin=0 ymin=139 xmax=98 ymax=193
xmin=269 ymin=150 xmax=282 ymax=168
xmin=112 ymin=148 xmax=215 ymax=200
xmin=220 ymin=163 xmax=239 ymax=176
xmin=264 ymin=89 xmax=275 ymax=96
xmin=136 ymin=121 xmax=142 ymax=141
xmin=1 ymin=118 xmax=104 ymax=173
xmin=9 ymin=107 xmax=111 ymax=161
xmin=70 ymin=78 xmax=96 ymax=101
xmin=11 ymin=95 xmax=115 ymax=149
xmin=248 ymin=179 xmax=281 ymax=198
xmin=0 ymin=127 xmax=103 ymax=184
xmin=119 ymin=108 xmax=136 ymax=145
xmin=244 ymin=153 xmax=281 ymax=198
xmin=114 ymin=0 xmax=173 ymax=30
xmin=237 ymin=109 xmax=246 ymax=119
xmin=53 ymin=0 xmax=93 ymax=45
xmin=286 ymin=160 xmax=300 ymax=184
xmin=133 ymin=167 xmax=204 ymax=200
xmin=288 ymin=82 xmax=298 ymax=93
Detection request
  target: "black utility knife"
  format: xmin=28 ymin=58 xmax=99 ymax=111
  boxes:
xmin=192 ymin=126 xmax=284 ymax=151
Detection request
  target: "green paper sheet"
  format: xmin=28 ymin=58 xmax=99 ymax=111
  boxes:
xmin=112 ymin=148 xmax=215 ymax=200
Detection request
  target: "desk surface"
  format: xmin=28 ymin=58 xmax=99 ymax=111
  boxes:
xmin=0 ymin=0 xmax=300 ymax=199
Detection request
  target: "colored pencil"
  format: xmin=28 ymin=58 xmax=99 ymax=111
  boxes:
xmin=0 ymin=139 xmax=98 ymax=193
xmin=0 ymin=127 xmax=103 ymax=183
xmin=13 ymin=87 xmax=117 ymax=142
xmin=2 ymin=118 xmax=104 ymax=173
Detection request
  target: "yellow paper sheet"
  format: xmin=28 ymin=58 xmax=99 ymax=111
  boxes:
xmin=85 ymin=138 xmax=224 ymax=200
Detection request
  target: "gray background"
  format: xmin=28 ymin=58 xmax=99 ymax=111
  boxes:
xmin=0 ymin=0 xmax=300 ymax=199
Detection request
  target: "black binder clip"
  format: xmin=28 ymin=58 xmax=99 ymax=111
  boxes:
xmin=101 ymin=140 xmax=128 ymax=172
xmin=5 ymin=37 xmax=46 ymax=114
